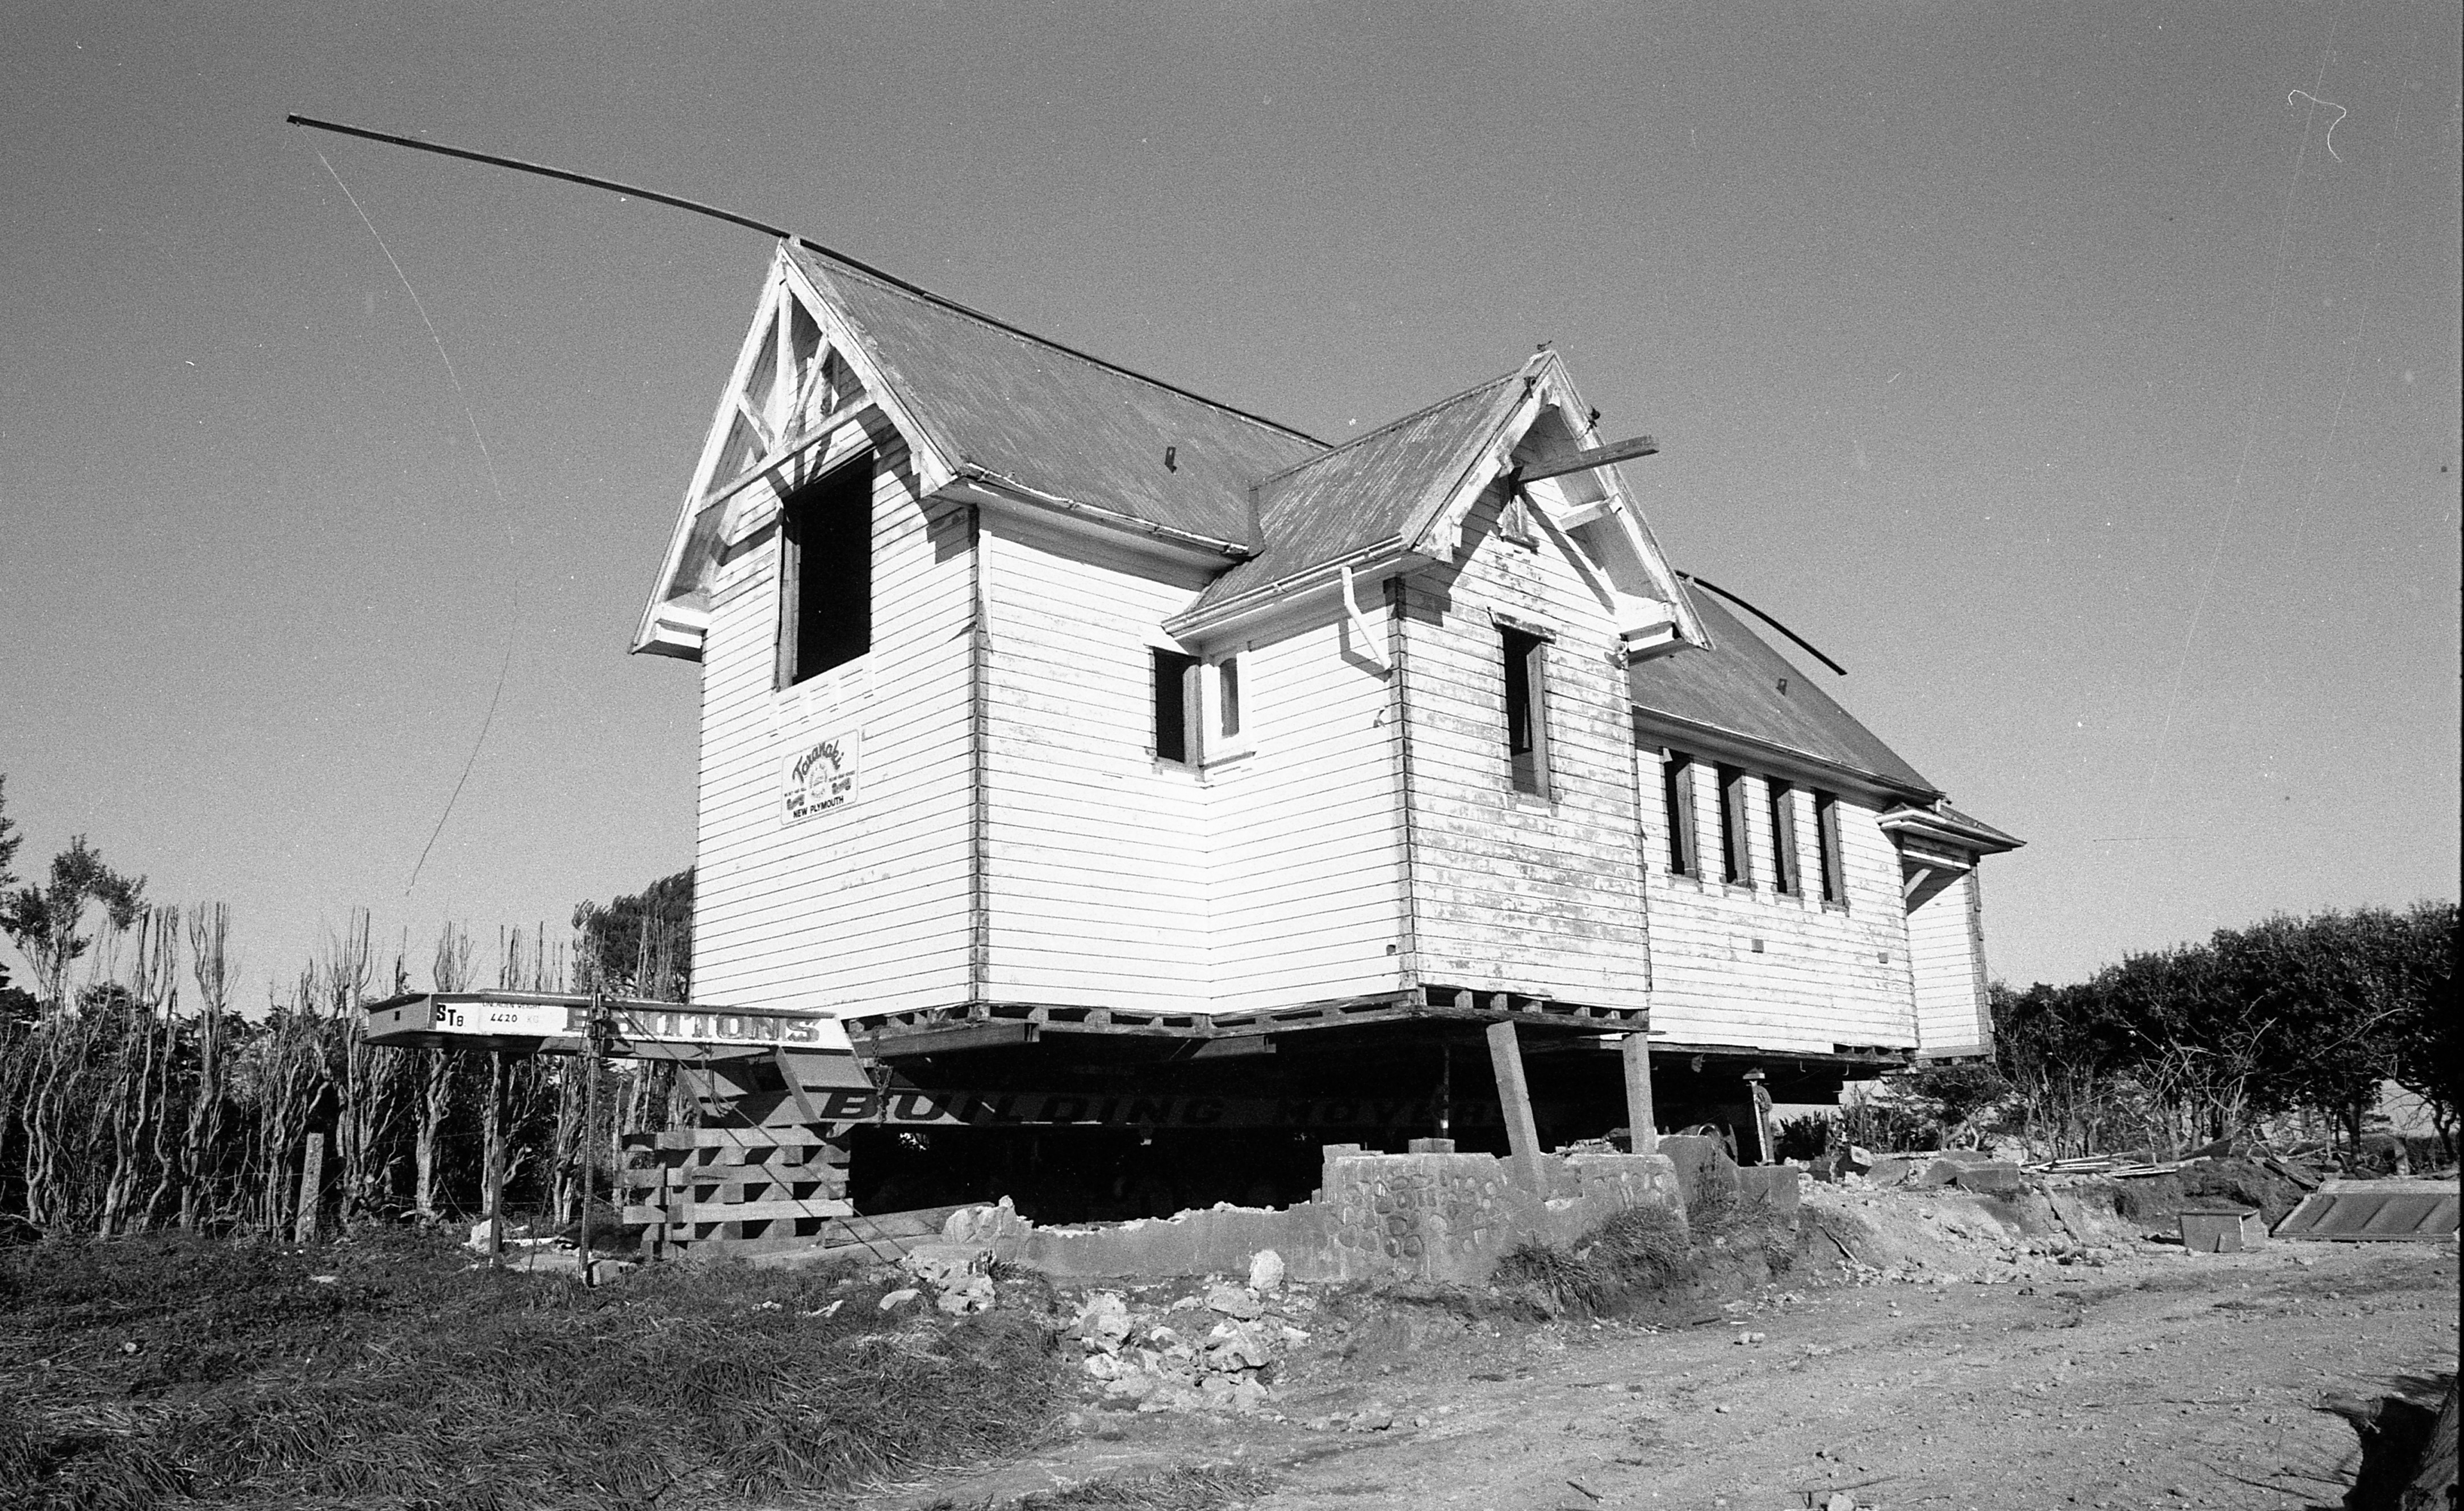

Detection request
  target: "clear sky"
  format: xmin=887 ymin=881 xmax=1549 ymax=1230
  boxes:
xmin=3 ymin=0 xmax=2457 ymax=1004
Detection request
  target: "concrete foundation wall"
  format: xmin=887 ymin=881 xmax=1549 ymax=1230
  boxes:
xmin=943 ymin=1146 xmax=1689 ymax=1285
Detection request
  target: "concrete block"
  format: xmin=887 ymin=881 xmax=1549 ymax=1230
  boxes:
xmin=1658 ymin=1134 xmax=1741 ymax=1210
xmin=1865 ymin=1156 xmax=1920 ymax=1187
xmin=1950 ymin=1162 xmax=2027 ymax=1195
xmin=1734 ymin=1165 xmax=1802 ymax=1220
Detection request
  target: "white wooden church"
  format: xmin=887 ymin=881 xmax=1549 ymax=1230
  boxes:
xmin=630 ymin=240 xmax=2018 ymax=1195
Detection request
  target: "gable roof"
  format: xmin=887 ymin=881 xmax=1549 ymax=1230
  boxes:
xmin=785 ymin=244 xmax=1325 ymax=551
xmin=1193 ymin=372 xmax=1528 ymax=607
xmin=1627 ymin=590 xmax=1940 ymax=799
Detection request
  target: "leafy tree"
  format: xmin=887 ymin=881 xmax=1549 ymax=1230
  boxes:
xmin=573 ymin=868 xmax=692 ymax=1001
xmin=1896 ymin=1061 xmax=2010 ymax=1148
xmin=0 ymin=832 xmax=146 ymax=1013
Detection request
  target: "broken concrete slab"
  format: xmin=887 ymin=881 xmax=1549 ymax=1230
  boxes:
xmin=946 ymin=1146 xmax=1685 ymax=1285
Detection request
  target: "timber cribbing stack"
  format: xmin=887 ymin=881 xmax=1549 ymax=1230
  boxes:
xmin=620 ymin=1125 xmax=851 ymax=1258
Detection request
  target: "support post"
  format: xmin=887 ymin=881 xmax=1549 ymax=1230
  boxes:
xmin=1621 ymin=1034 xmax=1658 ymax=1156
xmin=1484 ymin=1020 xmax=1545 ymax=1190
xmin=578 ymin=991 xmax=603 ymax=1282
xmin=293 ymin=1131 xmax=325 ymax=1244
xmin=484 ymin=1051 xmax=507 ymax=1265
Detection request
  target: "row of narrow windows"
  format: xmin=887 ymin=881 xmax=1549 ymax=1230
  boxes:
xmin=1661 ymin=753 xmax=1846 ymax=904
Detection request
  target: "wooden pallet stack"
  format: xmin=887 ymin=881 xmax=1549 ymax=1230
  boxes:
xmin=618 ymin=1126 xmax=852 ymax=1258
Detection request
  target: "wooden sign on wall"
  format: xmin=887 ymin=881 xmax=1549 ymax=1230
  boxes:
xmin=782 ymin=729 xmax=861 ymax=823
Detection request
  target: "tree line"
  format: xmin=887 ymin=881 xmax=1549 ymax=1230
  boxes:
xmin=0 ymin=777 xmax=694 ymax=1238
xmin=1985 ymin=902 xmax=2457 ymax=1161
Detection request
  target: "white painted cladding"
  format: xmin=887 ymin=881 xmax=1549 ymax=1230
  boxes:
xmin=1909 ymin=869 xmax=1992 ymax=1058
xmin=693 ymin=434 xmax=974 ymax=1016
xmin=1399 ymin=489 xmax=1651 ymax=1006
xmin=980 ymin=516 xmax=1214 ymax=1008
xmin=1635 ymin=744 xmax=1919 ymax=1055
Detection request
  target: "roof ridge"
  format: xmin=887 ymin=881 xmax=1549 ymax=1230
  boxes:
xmin=1246 ymin=370 xmax=1525 ymax=493
xmin=791 ymin=244 xmax=1332 ymax=450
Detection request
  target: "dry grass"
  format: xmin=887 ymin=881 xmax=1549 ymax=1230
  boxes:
xmin=1491 ymin=1190 xmax=1795 ymax=1322
xmin=0 ymin=1227 xmax=1065 ymax=1510
xmin=921 ymin=1463 xmax=1275 ymax=1511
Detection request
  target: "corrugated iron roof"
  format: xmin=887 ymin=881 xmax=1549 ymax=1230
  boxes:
xmin=1194 ymin=374 xmax=1527 ymax=607
xmin=2273 ymin=1180 xmax=2460 ymax=1241
xmin=1628 ymin=591 xmax=1940 ymax=798
xmin=789 ymin=245 xmax=1325 ymax=550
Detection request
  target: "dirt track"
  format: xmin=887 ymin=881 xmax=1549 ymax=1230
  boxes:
xmin=881 ymin=1228 xmax=2458 ymax=1510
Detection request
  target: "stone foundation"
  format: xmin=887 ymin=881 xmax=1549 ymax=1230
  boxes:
xmin=943 ymin=1145 xmax=1692 ymax=1285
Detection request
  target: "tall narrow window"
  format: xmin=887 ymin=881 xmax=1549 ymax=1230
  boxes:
xmin=1153 ymin=649 xmax=1199 ymax=765
xmin=777 ymin=458 xmax=873 ymax=687
xmin=1768 ymin=780 xmax=1802 ymax=896
xmin=1218 ymin=655 xmax=1242 ymax=740
xmin=1502 ymin=628 xmax=1550 ymax=796
xmin=1662 ymin=751 xmax=1697 ymax=876
xmin=1814 ymin=789 xmax=1847 ymax=905
xmin=1717 ymin=764 xmax=1751 ymax=885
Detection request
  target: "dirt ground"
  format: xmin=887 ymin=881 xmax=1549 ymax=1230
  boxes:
xmin=863 ymin=1190 xmax=2459 ymax=1511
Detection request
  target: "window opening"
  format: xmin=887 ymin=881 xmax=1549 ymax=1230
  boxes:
xmin=1502 ymin=629 xmax=1550 ymax=796
xmin=1218 ymin=655 xmax=1242 ymax=739
xmin=1814 ymin=789 xmax=1846 ymax=905
xmin=1769 ymin=780 xmax=1801 ymax=896
xmin=1153 ymin=649 xmax=1199 ymax=764
xmin=1717 ymin=764 xmax=1750 ymax=885
xmin=778 ymin=457 xmax=874 ymax=687
xmin=1662 ymin=752 xmax=1697 ymax=876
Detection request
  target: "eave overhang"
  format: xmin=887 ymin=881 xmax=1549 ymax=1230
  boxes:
xmin=1163 ymin=536 xmax=1430 ymax=643
xmin=1630 ymin=703 xmax=1939 ymax=807
xmin=1876 ymin=802 xmax=2024 ymax=859
xmin=939 ymin=467 xmax=1255 ymax=567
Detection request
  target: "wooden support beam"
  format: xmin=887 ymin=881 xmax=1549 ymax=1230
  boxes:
xmin=1515 ymin=434 xmax=1658 ymax=485
xmin=1486 ymin=1020 xmax=1545 ymax=1190
xmin=1621 ymin=1034 xmax=1658 ymax=1156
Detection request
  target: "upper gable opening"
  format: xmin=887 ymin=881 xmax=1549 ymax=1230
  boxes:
xmin=712 ymin=288 xmax=872 ymax=498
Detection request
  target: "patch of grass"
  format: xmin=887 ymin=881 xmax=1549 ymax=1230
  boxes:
xmin=0 ymin=1227 xmax=1065 ymax=1510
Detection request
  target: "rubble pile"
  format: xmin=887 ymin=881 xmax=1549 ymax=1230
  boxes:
xmin=888 ymin=1244 xmax=998 ymax=1315
xmin=1066 ymin=1251 xmax=1312 ymax=1414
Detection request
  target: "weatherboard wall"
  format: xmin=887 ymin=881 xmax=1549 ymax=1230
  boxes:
xmin=1636 ymin=746 xmax=1918 ymax=1055
xmin=1908 ymin=869 xmax=1992 ymax=1058
xmin=1396 ymin=489 xmax=1653 ymax=1008
xmin=693 ymin=428 xmax=974 ymax=1016
xmin=1199 ymin=598 xmax=1409 ymax=1013
xmin=978 ymin=516 xmax=1214 ymax=1010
